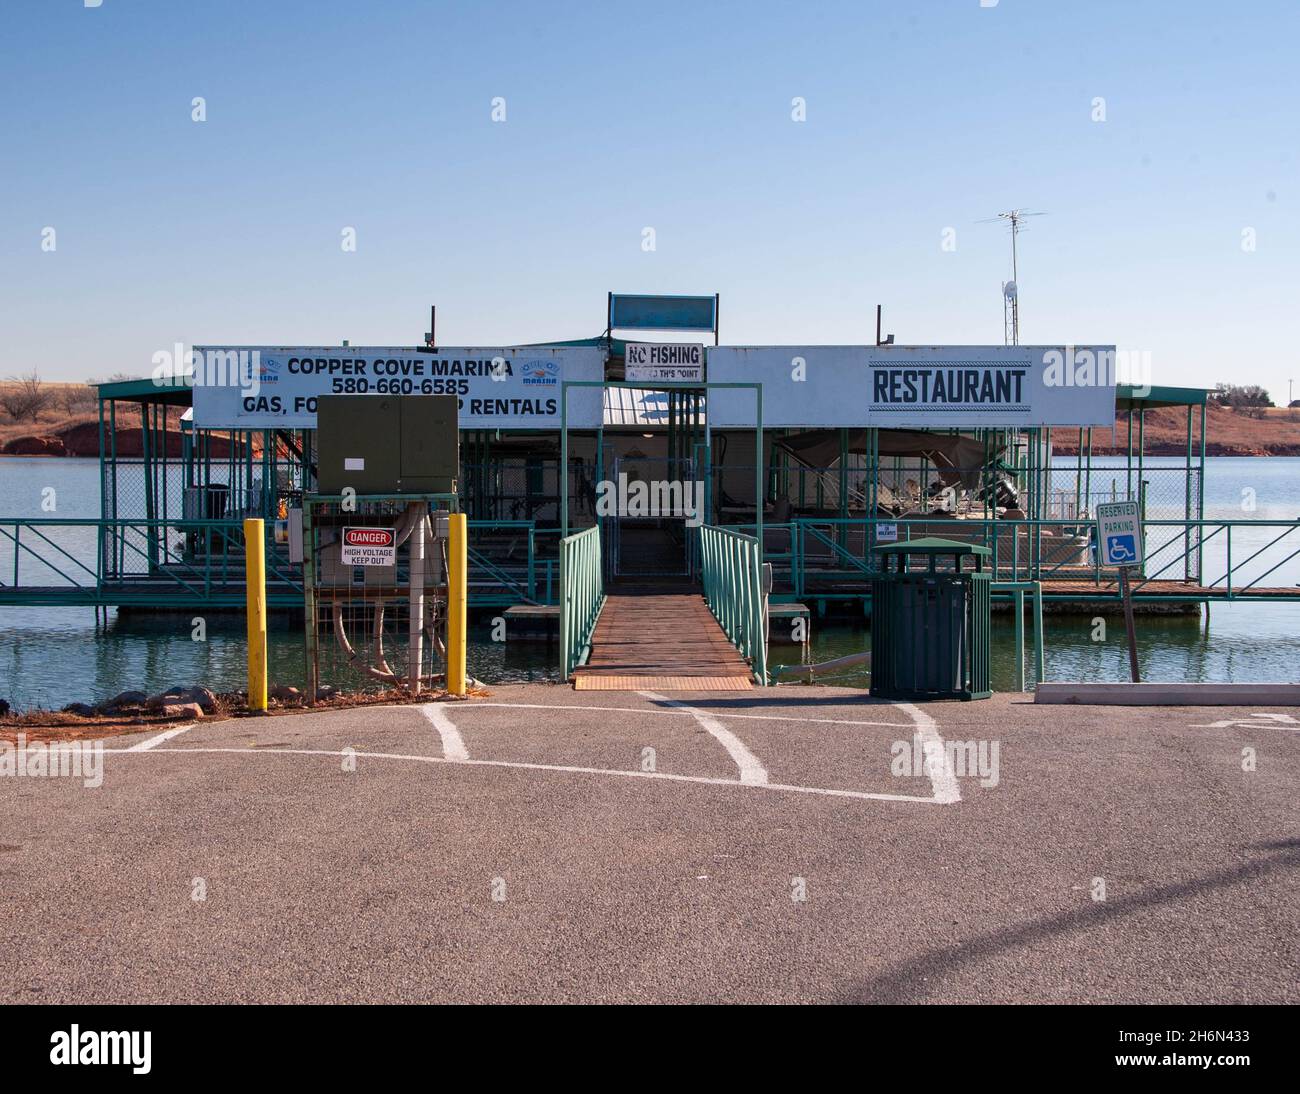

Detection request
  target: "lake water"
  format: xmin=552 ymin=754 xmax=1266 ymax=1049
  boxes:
xmin=1 ymin=456 xmax=1298 ymax=710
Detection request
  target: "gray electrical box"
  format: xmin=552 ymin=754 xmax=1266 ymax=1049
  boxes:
xmin=316 ymin=395 xmax=459 ymax=496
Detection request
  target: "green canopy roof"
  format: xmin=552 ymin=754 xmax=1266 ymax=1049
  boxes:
xmin=1116 ymin=383 xmax=1208 ymax=410
xmin=96 ymin=375 xmax=193 ymax=406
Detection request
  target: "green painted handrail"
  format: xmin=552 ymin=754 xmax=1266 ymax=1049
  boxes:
xmin=778 ymin=516 xmax=1300 ymax=599
xmin=560 ymin=525 xmax=604 ymax=679
xmin=991 ymin=581 xmax=1046 ymax=691
xmin=698 ymin=524 xmax=768 ymax=686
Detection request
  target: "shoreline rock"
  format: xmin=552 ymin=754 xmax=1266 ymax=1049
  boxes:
xmin=97 ymin=690 xmax=148 ymax=715
xmin=2 ymin=435 xmax=67 ymax=456
xmin=145 ymin=685 xmax=217 ymax=715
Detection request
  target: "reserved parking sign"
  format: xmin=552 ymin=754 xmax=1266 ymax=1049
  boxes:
xmin=1096 ymin=501 xmax=1143 ymax=568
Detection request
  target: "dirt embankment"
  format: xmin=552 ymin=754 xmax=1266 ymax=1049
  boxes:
xmin=1046 ymin=405 xmax=1300 ymax=457
xmin=0 ymin=382 xmax=251 ymax=457
xmin=2 ymin=419 xmax=248 ymax=458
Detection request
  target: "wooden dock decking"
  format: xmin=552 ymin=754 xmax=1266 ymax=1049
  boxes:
xmin=571 ymin=591 xmax=754 ymax=691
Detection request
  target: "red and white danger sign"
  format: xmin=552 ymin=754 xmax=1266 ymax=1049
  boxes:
xmin=340 ymin=526 xmax=396 ymax=566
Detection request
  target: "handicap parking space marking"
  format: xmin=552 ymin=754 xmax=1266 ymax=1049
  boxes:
xmin=1190 ymin=712 xmax=1300 ymax=731
xmin=425 ymin=695 xmax=956 ymax=804
xmin=99 ymin=744 xmax=942 ymax=804
xmin=97 ymin=698 xmax=960 ymax=807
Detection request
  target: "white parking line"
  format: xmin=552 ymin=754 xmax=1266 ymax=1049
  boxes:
xmin=639 ymin=691 xmax=769 ymax=785
xmin=102 ymin=745 xmax=939 ymax=804
xmin=419 ymin=704 xmax=470 ymax=761
xmin=125 ymin=724 xmax=196 ymax=752
xmin=897 ymin=703 xmax=961 ymax=805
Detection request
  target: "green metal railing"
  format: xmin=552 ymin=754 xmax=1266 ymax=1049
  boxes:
xmin=0 ymin=518 xmax=301 ymax=607
xmin=991 ymin=581 xmax=1046 ymax=691
xmin=0 ymin=515 xmax=556 ymax=610
xmin=559 ymin=525 xmax=605 ymax=679
xmin=698 ymin=524 xmax=768 ymax=685
xmin=5 ymin=512 xmax=1296 ymax=613
xmin=739 ymin=516 xmax=1300 ymax=603
xmin=466 ymin=520 xmax=541 ymax=605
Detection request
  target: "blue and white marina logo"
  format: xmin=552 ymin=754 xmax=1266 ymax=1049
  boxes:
xmin=519 ymin=359 xmax=559 ymax=385
xmin=259 ymin=356 xmax=281 ymax=383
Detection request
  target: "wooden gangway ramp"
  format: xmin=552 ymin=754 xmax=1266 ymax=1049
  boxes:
xmin=572 ymin=590 xmax=754 ymax=691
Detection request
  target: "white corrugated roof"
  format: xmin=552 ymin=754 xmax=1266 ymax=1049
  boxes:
xmin=602 ymin=387 xmax=706 ymax=427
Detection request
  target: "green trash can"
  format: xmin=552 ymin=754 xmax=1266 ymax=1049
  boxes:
xmin=869 ymin=537 xmax=991 ymax=701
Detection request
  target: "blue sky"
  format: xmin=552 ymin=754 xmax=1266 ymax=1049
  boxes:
xmin=2 ymin=0 xmax=1297 ymax=403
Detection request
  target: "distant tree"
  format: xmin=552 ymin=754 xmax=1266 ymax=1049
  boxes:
xmin=59 ymin=382 xmax=99 ymax=415
xmin=1211 ymin=383 xmax=1274 ymax=408
xmin=0 ymin=371 xmax=52 ymax=422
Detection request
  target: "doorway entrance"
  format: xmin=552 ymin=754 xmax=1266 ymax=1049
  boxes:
xmin=608 ymin=455 xmax=697 ymax=579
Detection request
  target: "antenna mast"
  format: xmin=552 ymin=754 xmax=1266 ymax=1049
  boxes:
xmin=1001 ymin=209 xmax=1022 ymax=346
xmin=982 ymin=208 xmax=1043 ymax=346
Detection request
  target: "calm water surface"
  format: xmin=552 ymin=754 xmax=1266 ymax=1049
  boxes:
xmin=1 ymin=457 xmax=1297 ymax=709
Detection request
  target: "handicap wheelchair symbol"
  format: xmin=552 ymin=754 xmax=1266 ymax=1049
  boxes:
xmin=1108 ymin=534 xmax=1138 ymax=563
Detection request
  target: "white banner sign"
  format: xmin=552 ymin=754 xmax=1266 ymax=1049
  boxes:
xmin=624 ymin=342 xmax=704 ymax=383
xmin=707 ymin=345 xmax=1118 ymax=428
xmin=190 ymin=346 xmax=606 ymax=430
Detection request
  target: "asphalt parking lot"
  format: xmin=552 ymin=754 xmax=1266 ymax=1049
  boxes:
xmin=2 ymin=686 xmax=1297 ymax=1004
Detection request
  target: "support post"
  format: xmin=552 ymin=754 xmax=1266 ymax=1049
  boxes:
xmin=244 ymin=518 xmax=267 ymax=712
xmin=1118 ymin=567 xmax=1141 ymax=683
xmin=1033 ymin=580 xmax=1045 ymax=685
xmin=1013 ymin=588 xmax=1025 ymax=692
xmin=303 ymin=501 xmax=318 ymax=705
xmin=447 ymin=512 xmax=468 ymax=695
xmin=560 ymin=390 xmax=569 ymax=539
xmin=1198 ymin=401 xmax=1207 ymax=579
xmin=408 ymin=501 xmax=427 ymax=694
xmin=755 ymin=384 xmax=764 ymax=563
xmin=142 ymin=402 xmax=157 ymax=569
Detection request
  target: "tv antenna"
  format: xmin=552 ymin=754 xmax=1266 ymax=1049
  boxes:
xmin=978 ymin=209 xmax=1045 ymax=345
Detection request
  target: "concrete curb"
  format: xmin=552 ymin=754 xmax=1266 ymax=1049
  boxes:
xmin=1035 ymin=682 xmax=1300 ymax=706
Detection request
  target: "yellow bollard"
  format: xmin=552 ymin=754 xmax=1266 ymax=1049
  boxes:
xmin=243 ymin=518 xmax=268 ymax=712
xmin=447 ymin=512 xmax=467 ymax=695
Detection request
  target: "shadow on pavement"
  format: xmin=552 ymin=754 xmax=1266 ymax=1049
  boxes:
xmin=844 ymin=842 xmax=1300 ymax=1003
